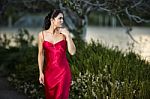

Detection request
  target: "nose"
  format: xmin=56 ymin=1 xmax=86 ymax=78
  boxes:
xmin=60 ymin=19 xmax=63 ymax=24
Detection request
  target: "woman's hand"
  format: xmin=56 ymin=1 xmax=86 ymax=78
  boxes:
xmin=39 ymin=73 xmax=44 ymax=86
xmin=59 ymin=28 xmax=70 ymax=37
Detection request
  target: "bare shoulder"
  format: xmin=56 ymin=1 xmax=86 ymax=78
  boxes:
xmin=38 ymin=31 xmax=44 ymax=41
xmin=38 ymin=30 xmax=45 ymax=37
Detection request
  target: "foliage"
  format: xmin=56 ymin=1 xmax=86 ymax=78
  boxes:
xmin=0 ymin=30 xmax=150 ymax=99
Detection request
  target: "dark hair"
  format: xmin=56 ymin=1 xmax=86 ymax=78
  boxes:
xmin=43 ymin=9 xmax=63 ymax=30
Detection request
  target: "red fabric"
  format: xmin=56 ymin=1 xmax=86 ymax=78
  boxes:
xmin=43 ymin=39 xmax=72 ymax=99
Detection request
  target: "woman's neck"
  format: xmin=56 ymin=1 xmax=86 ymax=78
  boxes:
xmin=47 ymin=25 xmax=57 ymax=35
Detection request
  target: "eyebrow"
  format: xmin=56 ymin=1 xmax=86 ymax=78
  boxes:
xmin=59 ymin=17 xmax=63 ymax=19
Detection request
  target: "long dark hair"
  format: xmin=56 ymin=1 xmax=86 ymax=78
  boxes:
xmin=43 ymin=9 xmax=63 ymax=30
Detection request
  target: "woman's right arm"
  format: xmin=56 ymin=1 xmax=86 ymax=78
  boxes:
xmin=38 ymin=32 xmax=44 ymax=85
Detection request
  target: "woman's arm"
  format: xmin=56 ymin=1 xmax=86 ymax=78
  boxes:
xmin=66 ymin=34 xmax=76 ymax=55
xmin=38 ymin=32 xmax=45 ymax=85
xmin=60 ymin=28 xmax=76 ymax=55
xmin=38 ymin=32 xmax=44 ymax=74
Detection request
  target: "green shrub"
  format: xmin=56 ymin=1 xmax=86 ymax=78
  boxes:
xmin=1 ymin=29 xmax=150 ymax=99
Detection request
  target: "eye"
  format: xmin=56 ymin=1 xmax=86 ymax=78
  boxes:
xmin=59 ymin=17 xmax=63 ymax=20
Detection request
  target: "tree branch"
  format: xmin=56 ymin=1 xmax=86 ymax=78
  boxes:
xmin=131 ymin=0 xmax=143 ymax=8
xmin=125 ymin=8 xmax=150 ymax=23
xmin=80 ymin=0 xmax=110 ymax=12
xmin=116 ymin=14 xmax=139 ymax=43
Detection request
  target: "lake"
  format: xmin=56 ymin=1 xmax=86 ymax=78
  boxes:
xmin=0 ymin=26 xmax=150 ymax=62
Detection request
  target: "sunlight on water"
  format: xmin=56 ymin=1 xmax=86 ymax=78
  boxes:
xmin=86 ymin=26 xmax=150 ymax=62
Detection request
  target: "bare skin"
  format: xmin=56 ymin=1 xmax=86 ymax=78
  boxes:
xmin=38 ymin=13 xmax=76 ymax=85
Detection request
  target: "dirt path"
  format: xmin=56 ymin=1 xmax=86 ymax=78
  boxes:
xmin=0 ymin=73 xmax=28 ymax=99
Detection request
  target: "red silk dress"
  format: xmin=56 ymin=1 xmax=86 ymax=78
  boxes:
xmin=43 ymin=35 xmax=72 ymax=99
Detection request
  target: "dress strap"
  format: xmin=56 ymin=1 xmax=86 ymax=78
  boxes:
xmin=42 ymin=31 xmax=44 ymax=41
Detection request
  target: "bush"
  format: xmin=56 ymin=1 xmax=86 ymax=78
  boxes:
xmin=1 ymin=29 xmax=150 ymax=99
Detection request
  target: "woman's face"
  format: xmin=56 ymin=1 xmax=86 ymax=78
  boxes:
xmin=52 ymin=13 xmax=64 ymax=28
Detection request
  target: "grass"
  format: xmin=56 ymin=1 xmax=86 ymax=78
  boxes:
xmin=0 ymin=28 xmax=150 ymax=99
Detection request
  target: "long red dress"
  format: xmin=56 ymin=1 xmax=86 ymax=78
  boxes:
xmin=42 ymin=33 xmax=72 ymax=99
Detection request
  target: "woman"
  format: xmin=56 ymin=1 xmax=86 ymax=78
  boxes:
xmin=38 ymin=9 xmax=76 ymax=99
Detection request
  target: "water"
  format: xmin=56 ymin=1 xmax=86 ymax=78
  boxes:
xmin=86 ymin=26 xmax=150 ymax=62
xmin=0 ymin=26 xmax=150 ymax=62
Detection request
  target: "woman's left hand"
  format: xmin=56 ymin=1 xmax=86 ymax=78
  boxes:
xmin=59 ymin=28 xmax=70 ymax=37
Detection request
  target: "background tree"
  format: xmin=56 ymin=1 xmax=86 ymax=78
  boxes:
xmin=0 ymin=0 xmax=150 ymax=41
